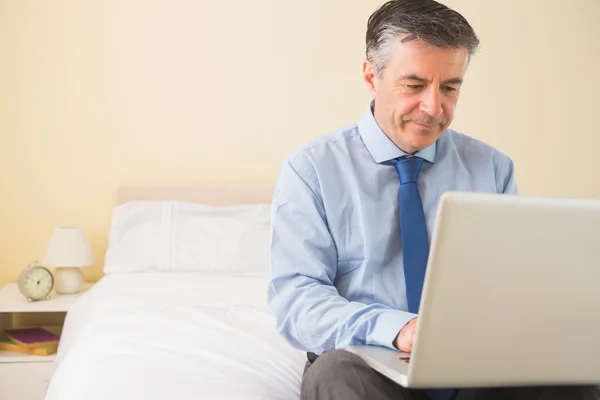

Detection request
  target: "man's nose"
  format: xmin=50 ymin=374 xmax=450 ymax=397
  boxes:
xmin=419 ymin=87 xmax=443 ymax=118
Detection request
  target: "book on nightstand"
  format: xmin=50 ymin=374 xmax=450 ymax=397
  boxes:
xmin=0 ymin=337 xmax=58 ymax=356
xmin=0 ymin=327 xmax=60 ymax=356
xmin=4 ymin=327 xmax=60 ymax=349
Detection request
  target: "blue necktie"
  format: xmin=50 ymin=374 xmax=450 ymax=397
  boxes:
xmin=393 ymin=156 xmax=428 ymax=314
xmin=393 ymin=156 xmax=456 ymax=400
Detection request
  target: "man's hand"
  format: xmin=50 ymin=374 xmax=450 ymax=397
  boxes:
xmin=394 ymin=318 xmax=417 ymax=352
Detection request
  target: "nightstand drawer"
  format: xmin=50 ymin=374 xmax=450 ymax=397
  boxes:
xmin=0 ymin=361 xmax=54 ymax=400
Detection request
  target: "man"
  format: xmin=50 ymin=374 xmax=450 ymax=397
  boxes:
xmin=268 ymin=1 xmax=600 ymax=399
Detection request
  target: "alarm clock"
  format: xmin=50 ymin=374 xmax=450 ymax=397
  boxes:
xmin=18 ymin=261 xmax=54 ymax=301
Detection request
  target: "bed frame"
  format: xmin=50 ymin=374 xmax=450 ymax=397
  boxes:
xmin=116 ymin=184 xmax=274 ymax=206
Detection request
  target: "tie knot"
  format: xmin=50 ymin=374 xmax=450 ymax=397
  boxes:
xmin=394 ymin=156 xmax=424 ymax=185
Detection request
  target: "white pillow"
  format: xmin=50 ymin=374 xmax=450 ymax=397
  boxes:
xmin=104 ymin=200 xmax=272 ymax=274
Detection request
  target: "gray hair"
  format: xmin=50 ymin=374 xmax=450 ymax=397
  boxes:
xmin=366 ymin=0 xmax=480 ymax=77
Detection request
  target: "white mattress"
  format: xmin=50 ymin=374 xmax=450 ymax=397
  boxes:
xmin=45 ymin=273 xmax=305 ymax=400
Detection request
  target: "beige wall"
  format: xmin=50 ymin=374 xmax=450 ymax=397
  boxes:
xmin=1 ymin=0 xmax=599 ymax=289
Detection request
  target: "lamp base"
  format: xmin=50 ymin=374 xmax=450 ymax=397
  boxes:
xmin=54 ymin=267 xmax=84 ymax=295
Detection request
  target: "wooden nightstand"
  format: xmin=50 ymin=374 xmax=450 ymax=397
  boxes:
xmin=0 ymin=282 xmax=93 ymax=400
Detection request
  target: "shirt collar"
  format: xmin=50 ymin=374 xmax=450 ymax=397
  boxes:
xmin=358 ymin=102 xmax=437 ymax=164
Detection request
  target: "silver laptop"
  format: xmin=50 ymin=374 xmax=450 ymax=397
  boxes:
xmin=346 ymin=191 xmax=600 ymax=389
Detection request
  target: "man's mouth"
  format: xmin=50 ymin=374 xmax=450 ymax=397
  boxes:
xmin=410 ymin=121 xmax=436 ymax=129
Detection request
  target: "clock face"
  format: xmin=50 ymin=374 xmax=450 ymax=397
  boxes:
xmin=23 ymin=267 xmax=54 ymax=300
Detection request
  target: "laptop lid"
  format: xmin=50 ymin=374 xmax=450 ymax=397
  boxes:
xmin=407 ymin=191 xmax=600 ymax=388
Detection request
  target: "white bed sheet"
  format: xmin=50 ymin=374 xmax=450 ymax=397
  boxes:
xmin=45 ymin=273 xmax=306 ymax=400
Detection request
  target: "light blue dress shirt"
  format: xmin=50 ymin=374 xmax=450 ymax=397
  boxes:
xmin=268 ymin=104 xmax=518 ymax=356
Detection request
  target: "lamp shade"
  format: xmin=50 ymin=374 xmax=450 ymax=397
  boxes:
xmin=42 ymin=226 xmax=94 ymax=267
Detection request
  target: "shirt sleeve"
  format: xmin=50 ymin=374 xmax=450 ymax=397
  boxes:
xmin=496 ymin=153 xmax=518 ymax=194
xmin=267 ymin=158 xmax=416 ymax=355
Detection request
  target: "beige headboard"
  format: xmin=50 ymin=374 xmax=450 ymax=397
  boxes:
xmin=117 ymin=184 xmax=274 ymax=206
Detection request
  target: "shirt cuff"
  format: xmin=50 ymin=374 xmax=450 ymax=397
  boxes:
xmin=368 ymin=309 xmax=417 ymax=350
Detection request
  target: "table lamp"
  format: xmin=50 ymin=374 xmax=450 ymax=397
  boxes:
xmin=42 ymin=226 xmax=94 ymax=294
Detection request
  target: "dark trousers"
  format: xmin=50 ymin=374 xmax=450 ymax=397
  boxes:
xmin=301 ymin=350 xmax=600 ymax=400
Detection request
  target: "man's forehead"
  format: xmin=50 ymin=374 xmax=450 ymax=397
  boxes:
xmin=387 ymin=39 xmax=469 ymax=80
xmin=396 ymin=73 xmax=464 ymax=85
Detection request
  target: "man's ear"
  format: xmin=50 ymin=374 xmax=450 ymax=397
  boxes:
xmin=363 ymin=59 xmax=378 ymax=98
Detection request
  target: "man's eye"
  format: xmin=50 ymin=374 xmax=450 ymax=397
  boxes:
xmin=406 ymin=85 xmax=423 ymax=90
xmin=443 ymin=86 xmax=457 ymax=93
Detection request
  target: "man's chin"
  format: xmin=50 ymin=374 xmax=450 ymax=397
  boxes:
xmin=393 ymin=126 xmax=444 ymax=153
xmin=405 ymin=130 xmax=443 ymax=151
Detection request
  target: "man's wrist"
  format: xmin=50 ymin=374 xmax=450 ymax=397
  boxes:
xmin=367 ymin=310 xmax=417 ymax=350
xmin=393 ymin=317 xmax=415 ymax=349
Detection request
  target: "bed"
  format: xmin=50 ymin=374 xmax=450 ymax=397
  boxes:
xmin=44 ymin=185 xmax=306 ymax=400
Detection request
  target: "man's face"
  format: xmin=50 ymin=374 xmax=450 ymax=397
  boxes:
xmin=364 ymin=37 xmax=469 ymax=154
